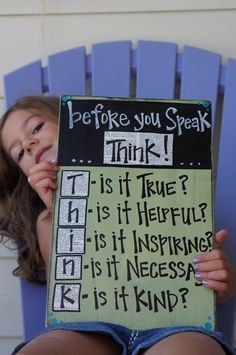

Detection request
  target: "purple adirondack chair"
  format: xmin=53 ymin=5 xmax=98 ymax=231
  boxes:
xmin=3 ymin=41 xmax=236 ymax=352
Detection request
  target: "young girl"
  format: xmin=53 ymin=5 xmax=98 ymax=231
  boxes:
xmin=0 ymin=96 xmax=235 ymax=355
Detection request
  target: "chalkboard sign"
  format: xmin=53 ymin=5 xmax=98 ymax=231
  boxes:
xmin=46 ymin=96 xmax=215 ymax=331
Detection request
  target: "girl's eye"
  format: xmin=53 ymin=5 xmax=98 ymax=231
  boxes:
xmin=18 ymin=149 xmax=24 ymax=161
xmin=33 ymin=122 xmax=44 ymax=134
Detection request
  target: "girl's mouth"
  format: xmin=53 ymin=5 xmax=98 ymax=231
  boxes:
xmin=35 ymin=146 xmax=51 ymax=164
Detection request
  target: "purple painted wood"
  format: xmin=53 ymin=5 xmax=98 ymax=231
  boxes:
xmin=215 ymin=58 xmax=236 ymax=261
xmin=3 ymin=60 xmax=43 ymax=108
xmin=91 ymin=41 xmax=131 ymax=97
xmin=136 ymin=40 xmax=177 ymax=99
xmin=214 ymin=58 xmax=236 ymax=343
xmin=48 ymin=47 xmax=86 ymax=96
xmin=20 ymin=278 xmax=47 ymax=341
xmin=180 ymin=46 xmax=221 ymax=120
xmin=181 ymin=47 xmax=236 ymax=342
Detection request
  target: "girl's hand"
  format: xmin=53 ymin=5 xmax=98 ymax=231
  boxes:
xmin=193 ymin=229 xmax=236 ymax=303
xmin=28 ymin=160 xmax=58 ymax=211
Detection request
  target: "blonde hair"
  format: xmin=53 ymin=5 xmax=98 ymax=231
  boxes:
xmin=0 ymin=96 xmax=59 ymax=283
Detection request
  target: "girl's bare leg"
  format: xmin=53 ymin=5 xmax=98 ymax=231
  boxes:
xmin=141 ymin=332 xmax=226 ymax=355
xmin=16 ymin=330 xmax=121 ymax=355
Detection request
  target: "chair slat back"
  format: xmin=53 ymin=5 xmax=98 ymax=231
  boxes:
xmin=20 ymin=278 xmax=47 ymax=340
xmin=214 ymin=58 xmax=236 ymax=343
xmin=3 ymin=40 xmax=235 ymax=347
xmin=4 ymin=60 xmax=43 ymax=108
xmin=48 ymin=47 xmax=87 ymax=96
xmin=91 ymin=41 xmax=131 ymax=97
xmin=136 ymin=40 xmax=177 ymax=99
xmin=180 ymin=46 xmax=221 ymax=120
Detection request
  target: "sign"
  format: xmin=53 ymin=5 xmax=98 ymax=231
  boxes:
xmin=47 ymin=96 xmax=215 ymax=330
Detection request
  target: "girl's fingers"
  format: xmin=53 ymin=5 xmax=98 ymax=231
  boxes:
xmin=28 ymin=171 xmax=57 ymax=210
xmin=34 ymin=180 xmax=57 ymax=210
xmin=193 ymin=248 xmax=227 ymax=264
xmin=193 ymin=258 xmax=229 ymax=273
xmin=198 ymin=278 xmax=232 ymax=303
xmin=28 ymin=171 xmax=57 ymax=187
xmin=215 ymin=229 xmax=228 ymax=249
xmin=192 ymin=230 xmax=236 ymax=303
xmin=29 ymin=160 xmax=58 ymax=174
xmin=195 ymin=269 xmax=229 ymax=282
xmin=200 ymin=279 xmax=229 ymax=303
xmin=35 ymin=178 xmax=58 ymax=190
xmin=200 ymin=279 xmax=228 ymax=292
xmin=27 ymin=162 xmax=58 ymax=211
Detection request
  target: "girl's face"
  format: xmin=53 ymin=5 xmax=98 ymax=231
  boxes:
xmin=1 ymin=109 xmax=58 ymax=176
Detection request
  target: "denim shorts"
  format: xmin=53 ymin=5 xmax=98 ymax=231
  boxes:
xmin=12 ymin=322 xmax=235 ymax=355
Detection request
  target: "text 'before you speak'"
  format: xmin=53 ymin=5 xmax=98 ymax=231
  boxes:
xmin=66 ymin=101 xmax=211 ymax=136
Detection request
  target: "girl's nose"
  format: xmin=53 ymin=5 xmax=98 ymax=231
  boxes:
xmin=23 ymin=138 xmax=37 ymax=153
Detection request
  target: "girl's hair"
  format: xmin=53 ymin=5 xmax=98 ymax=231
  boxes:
xmin=0 ymin=95 xmax=59 ymax=283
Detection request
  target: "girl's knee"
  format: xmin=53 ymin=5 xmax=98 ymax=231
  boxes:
xmin=142 ymin=332 xmax=226 ymax=355
xmin=15 ymin=329 xmax=120 ymax=355
xmin=15 ymin=331 xmax=66 ymax=355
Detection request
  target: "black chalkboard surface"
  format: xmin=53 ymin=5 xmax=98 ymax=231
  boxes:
xmin=58 ymin=97 xmax=211 ymax=169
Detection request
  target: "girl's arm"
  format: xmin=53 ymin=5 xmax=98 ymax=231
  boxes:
xmin=194 ymin=229 xmax=236 ymax=303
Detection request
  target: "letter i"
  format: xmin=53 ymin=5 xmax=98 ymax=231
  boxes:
xmin=112 ymin=231 xmax=117 ymax=251
xmin=107 ymin=258 xmax=112 ymax=277
xmin=128 ymin=143 xmax=132 ymax=160
xmin=118 ymin=176 xmax=123 ymax=195
xmin=69 ymin=229 xmax=74 ymax=252
xmin=100 ymin=174 xmax=105 ymax=193
xmin=114 ymin=288 xmax=119 ymax=310
xmin=96 ymin=202 xmax=101 ymax=222
xmin=93 ymin=288 xmax=99 ymax=310
xmin=117 ymin=203 xmax=122 ymax=224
